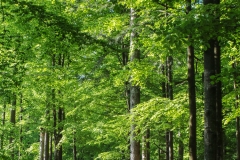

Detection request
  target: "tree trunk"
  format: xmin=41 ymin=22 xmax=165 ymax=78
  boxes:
xmin=169 ymin=131 xmax=173 ymax=160
xmin=166 ymin=131 xmax=169 ymax=160
xmin=40 ymin=128 xmax=45 ymax=160
xmin=50 ymin=134 xmax=53 ymax=160
xmin=203 ymin=39 xmax=217 ymax=160
xmin=122 ymin=42 xmax=131 ymax=158
xmin=19 ymin=93 xmax=23 ymax=159
xmin=44 ymin=131 xmax=49 ymax=160
xmin=53 ymin=54 xmax=65 ymax=160
xmin=187 ymin=44 xmax=197 ymax=160
xmin=10 ymin=93 xmax=16 ymax=160
xmin=159 ymin=65 xmax=166 ymax=160
xmin=142 ymin=129 xmax=150 ymax=160
xmin=186 ymin=0 xmax=197 ymax=159
xmin=1 ymin=102 xmax=6 ymax=149
xmin=203 ymin=0 xmax=221 ymax=159
xmin=178 ymin=136 xmax=184 ymax=160
xmin=232 ymin=58 xmax=240 ymax=160
xmin=122 ymin=42 xmax=130 ymax=111
xmin=166 ymin=56 xmax=173 ymax=160
xmin=167 ymin=56 xmax=173 ymax=101
xmin=57 ymin=106 xmax=63 ymax=160
xmin=44 ymin=106 xmax=50 ymax=160
xmin=129 ymin=8 xmax=141 ymax=160
xmin=215 ymin=39 xmax=223 ymax=160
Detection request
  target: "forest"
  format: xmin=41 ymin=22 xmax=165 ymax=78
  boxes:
xmin=0 ymin=0 xmax=240 ymax=160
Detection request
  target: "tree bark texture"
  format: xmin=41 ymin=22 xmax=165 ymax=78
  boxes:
xmin=187 ymin=44 xmax=197 ymax=160
xmin=214 ymin=39 xmax=223 ymax=160
xmin=204 ymin=39 xmax=217 ymax=160
xmin=129 ymin=8 xmax=141 ymax=160
xmin=203 ymin=1 xmax=221 ymax=159
xmin=40 ymin=128 xmax=45 ymax=160
xmin=186 ymin=0 xmax=197 ymax=159
xmin=142 ymin=129 xmax=150 ymax=160
xmin=44 ymin=131 xmax=50 ymax=160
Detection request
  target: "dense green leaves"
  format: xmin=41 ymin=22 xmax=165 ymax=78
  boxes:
xmin=0 ymin=0 xmax=240 ymax=159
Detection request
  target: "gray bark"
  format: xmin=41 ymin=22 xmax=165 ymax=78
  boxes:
xmin=142 ymin=129 xmax=150 ymax=160
xmin=40 ymin=128 xmax=45 ymax=160
xmin=129 ymin=8 xmax=141 ymax=160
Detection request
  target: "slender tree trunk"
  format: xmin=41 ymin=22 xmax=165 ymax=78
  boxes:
xmin=165 ymin=61 xmax=169 ymax=160
xmin=50 ymin=134 xmax=53 ymax=160
xmin=52 ymin=54 xmax=58 ymax=160
xmin=187 ymin=44 xmax=197 ymax=160
xmin=129 ymin=8 xmax=141 ymax=160
xmin=19 ymin=93 xmax=23 ymax=159
xmin=142 ymin=129 xmax=150 ymax=160
xmin=166 ymin=56 xmax=173 ymax=160
xmin=40 ymin=128 xmax=45 ymax=160
xmin=44 ymin=131 xmax=49 ymax=160
xmin=57 ymin=106 xmax=63 ymax=160
xmin=1 ymin=102 xmax=6 ymax=149
xmin=122 ymin=42 xmax=131 ymax=159
xmin=215 ymin=39 xmax=223 ymax=160
xmin=122 ymin=43 xmax=130 ymax=112
xmin=213 ymin=2 xmax=222 ymax=159
xmin=44 ymin=102 xmax=50 ymax=160
xmin=10 ymin=93 xmax=16 ymax=160
xmin=169 ymin=131 xmax=173 ymax=160
xmin=167 ymin=56 xmax=173 ymax=101
xmin=232 ymin=58 xmax=240 ymax=160
xmin=166 ymin=131 xmax=169 ymax=160
xmin=159 ymin=65 xmax=166 ymax=160
xmin=186 ymin=0 xmax=197 ymax=159
xmin=53 ymin=54 xmax=65 ymax=160
xmin=203 ymin=39 xmax=217 ymax=160
xmin=161 ymin=65 xmax=166 ymax=98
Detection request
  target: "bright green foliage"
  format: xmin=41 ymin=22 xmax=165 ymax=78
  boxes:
xmin=0 ymin=0 xmax=240 ymax=159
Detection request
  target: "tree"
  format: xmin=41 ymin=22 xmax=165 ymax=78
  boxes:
xmin=129 ymin=8 xmax=141 ymax=160
xmin=186 ymin=0 xmax=197 ymax=159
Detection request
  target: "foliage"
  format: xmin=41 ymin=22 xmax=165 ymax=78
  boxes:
xmin=0 ymin=0 xmax=239 ymax=159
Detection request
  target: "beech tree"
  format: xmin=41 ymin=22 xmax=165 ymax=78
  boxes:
xmin=1 ymin=0 xmax=240 ymax=159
